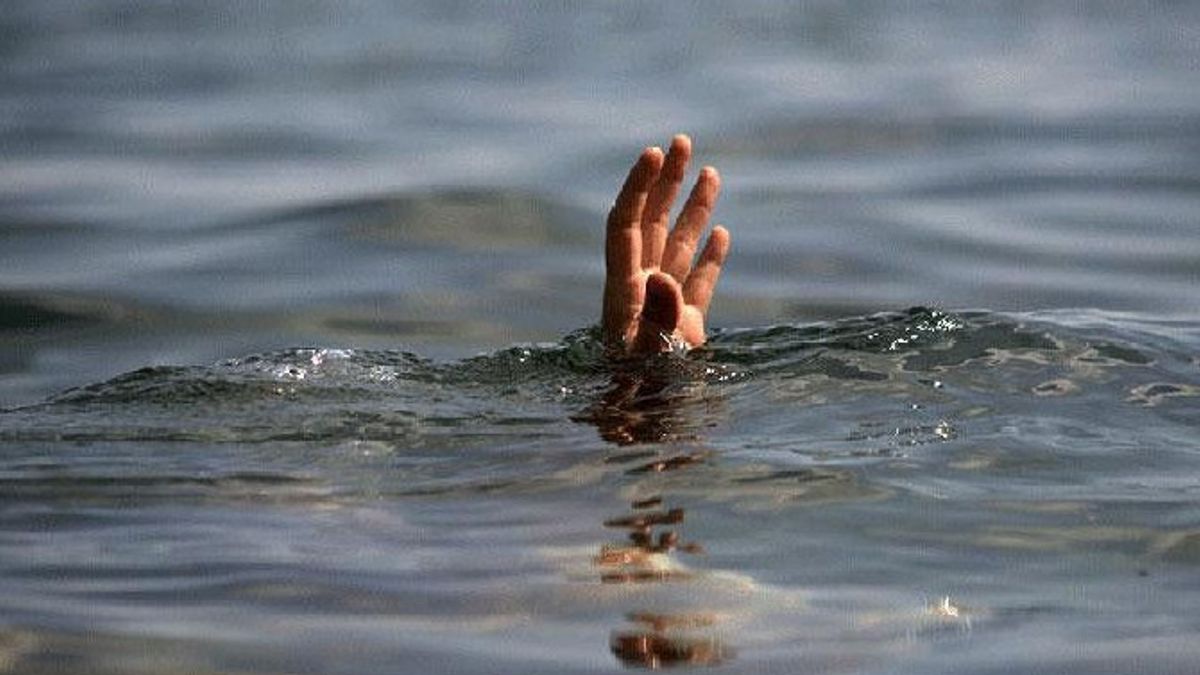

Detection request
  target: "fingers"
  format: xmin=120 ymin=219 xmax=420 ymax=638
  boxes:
xmin=682 ymin=225 xmax=730 ymax=314
xmin=640 ymin=134 xmax=691 ymax=269
xmin=606 ymin=146 xmax=664 ymax=282
xmin=661 ymin=166 xmax=721 ymax=283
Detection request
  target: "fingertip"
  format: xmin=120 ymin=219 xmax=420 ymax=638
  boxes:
xmin=700 ymin=165 xmax=720 ymax=185
xmin=628 ymin=146 xmax=664 ymax=183
xmin=660 ymin=136 xmax=691 ymax=182
xmin=706 ymin=225 xmax=731 ymax=262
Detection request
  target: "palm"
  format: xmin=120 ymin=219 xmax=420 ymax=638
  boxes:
xmin=602 ymin=135 xmax=730 ymax=354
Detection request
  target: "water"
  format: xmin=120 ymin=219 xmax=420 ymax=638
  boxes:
xmin=2 ymin=1 xmax=1200 ymax=673
xmin=3 ymin=310 xmax=1200 ymax=673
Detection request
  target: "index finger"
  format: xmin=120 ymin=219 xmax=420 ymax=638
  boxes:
xmin=606 ymin=146 xmax=663 ymax=280
xmin=640 ymin=134 xmax=691 ymax=269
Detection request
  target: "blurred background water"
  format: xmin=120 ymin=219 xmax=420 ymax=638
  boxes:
xmin=3 ymin=0 xmax=1197 ymax=405
xmin=1 ymin=2 xmax=1199 ymax=673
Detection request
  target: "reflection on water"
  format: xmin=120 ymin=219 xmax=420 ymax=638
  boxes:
xmin=578 ymin=353 xmax=732 ymax=447
xmin=2 ymin=0 xmax=1200 ymax=671
xmin=600 ymin=493 xmax=728 ymax=668
xmin=581 ymin=360 xmax=732 ymax=667
xmin=610 ymin=622 xmax=728 ymax=670
xmin=2 ymin=309 xmax=1200 ymax=673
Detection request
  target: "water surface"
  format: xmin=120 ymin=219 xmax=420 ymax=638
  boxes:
xmin=2 ymin=2 xmax=1200 ymax=673
xmin=3 ymin=309 xmax=1200 ymax=673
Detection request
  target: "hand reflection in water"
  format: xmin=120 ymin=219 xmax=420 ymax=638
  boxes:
xmin=603 ymin=134 xmax=731 ymax=354
xmin=583 ymin=360 xmax=720 ymax=446
xmin=595 ymin=437 xmax=732 ymax=669
xmin=598 ymin=479 xmax=730 ymax=668
xmin=582 ymin=370 xmax=734 ymax=669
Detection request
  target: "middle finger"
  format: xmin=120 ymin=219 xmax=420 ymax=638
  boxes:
xmin=640 ymin=134 xmax=691 ymax=270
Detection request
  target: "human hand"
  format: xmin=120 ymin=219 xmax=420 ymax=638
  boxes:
xmin=602 ymin=135 xmax=731 ymax=354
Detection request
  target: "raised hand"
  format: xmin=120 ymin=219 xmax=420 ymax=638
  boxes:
xmin=602 ymin=134 xmax=731 ymax=354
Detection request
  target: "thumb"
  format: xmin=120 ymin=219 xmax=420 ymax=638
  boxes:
xmin=631 ymin=272 xmax=683 ymax=353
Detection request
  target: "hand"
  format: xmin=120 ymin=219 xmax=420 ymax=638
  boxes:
xmin=602 ymin=134 xmax=731 ymax=354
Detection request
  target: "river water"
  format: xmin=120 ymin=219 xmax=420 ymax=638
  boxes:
xmin=2 ymin=2 xmax=1199 ymax=673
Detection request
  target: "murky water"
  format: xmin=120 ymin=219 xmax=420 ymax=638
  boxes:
xmin=2 ymin=1 xmax=1200 ymax=673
